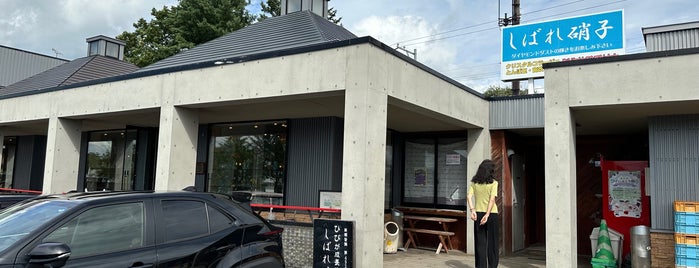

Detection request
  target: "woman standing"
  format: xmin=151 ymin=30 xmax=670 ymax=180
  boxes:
xmin=467 ymin=159 xmax=499 ymax=268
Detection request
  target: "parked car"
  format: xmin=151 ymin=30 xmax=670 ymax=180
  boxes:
xmin=0 ymin=190 xmax=284 ymax=267
xmin=0 ymin=193 xmax=39 ymax=210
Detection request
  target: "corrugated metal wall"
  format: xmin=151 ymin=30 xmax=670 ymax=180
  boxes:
xmin=645 ymin=28 xmax=699 ymax=52
xmin=489 ymin=95 xmax=544 ymax=129
xmin=649 ymin=115 xmax=699 ymax=230
xmin=0 ymin=46 xmax=67 ymax=87
xmin=286 ymin=117 xmax=343 ymax=207
xmin=12 ymin=136 xmax=46 ymax=191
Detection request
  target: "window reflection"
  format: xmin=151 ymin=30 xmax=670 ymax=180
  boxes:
xmin=287 ymin=0 xmax=302 ymax=13
xmin=0 ymin=137 xmax=17 ymax=188
xmin=85 ymin=130 xmax=137 ymax=191
xmin=402 ymin=136 xmax=468 ymax=208
xmin=208 ymin=121 xmax=287 ymax=203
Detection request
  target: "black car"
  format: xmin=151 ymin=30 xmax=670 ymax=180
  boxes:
xmin=0 ymin=194 xmax=39 ymax=210
xmin=0 ymin=191 xmax=284 ymax=268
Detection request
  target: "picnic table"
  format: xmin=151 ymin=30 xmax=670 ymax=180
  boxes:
xmin=403 ymin=214 xmax=457 ymax=254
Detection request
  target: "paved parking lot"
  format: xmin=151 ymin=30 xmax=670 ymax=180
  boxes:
xmin=383 ymin=247 xmax=593 ymax=267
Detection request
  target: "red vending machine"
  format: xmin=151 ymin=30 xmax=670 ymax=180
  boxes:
xmin=601 ymin=159 xmax=650 ymax=258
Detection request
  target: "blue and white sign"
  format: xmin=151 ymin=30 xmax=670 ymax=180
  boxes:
xmin=501 ymin=10 xmax=625 ymax=81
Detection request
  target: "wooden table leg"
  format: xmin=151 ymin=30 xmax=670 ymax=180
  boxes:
xmin=404 ymin=231 xmax=416 ymax=249
xmin=441 ymin=222 xmax=454 ymax=250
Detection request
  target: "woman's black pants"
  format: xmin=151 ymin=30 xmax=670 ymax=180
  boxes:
xmin=474 ymin=212 xmax=499 ymax=268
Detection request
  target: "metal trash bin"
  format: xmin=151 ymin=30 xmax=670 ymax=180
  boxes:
xmin=391 ymin=209 xmax=404 ymax=249
xmin=630 ymin=225 xmax=651 ymax=268
xmin=590 ymin=226 xmax=624 ymax=268
xmin=384 ymin=221 xmax=399 ymax=253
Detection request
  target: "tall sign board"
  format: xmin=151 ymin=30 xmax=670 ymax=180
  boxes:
xmin=313 ymin=219 xmax=354 ymax=268
xmin=501 ymin=10 xmax=625 ymax=81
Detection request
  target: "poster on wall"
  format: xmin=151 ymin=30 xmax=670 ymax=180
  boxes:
xmin=608 ymin=170 xmax=642 ymax=218
xmin=446 ymin=154 xmax=461 ymax=165
xmin=414 ymin=168 xmax=426 ymax=185
xmin=319 ymin=190 xmax=342 ymax=209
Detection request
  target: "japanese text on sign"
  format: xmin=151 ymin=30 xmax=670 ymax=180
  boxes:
xmin=314 ymin=219 xmax=354 ymax=268
xmin=501 ymin=10 xmax=624 ymax=81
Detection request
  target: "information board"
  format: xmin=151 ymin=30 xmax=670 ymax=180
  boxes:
xmin=313 ymin=219 xmax=354 ymax=268
xmin=501 ymin=10 xmax=625 ymax=81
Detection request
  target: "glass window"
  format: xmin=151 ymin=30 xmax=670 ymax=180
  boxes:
xmin=42 ymin=202 xmax=144 ymax=257
xmin=287 ymin=0 xmax=302 ymax=13
xmin=403 ymin=139 xmax=435 ymax=204
xmin=0 ymin=200 xmax=77 ymax=252
xmin=402 ymin=136 xmax=468 ymax=208
xmin=312 ymin=0 xmax=324 ymax=15
xmin=0 ymin=137 xmax=17 ymax=188
xmin=88 ymin=41 xmax=99 ymax=56
xmin=85 ymin=130 xmax=137 ymax=191
xmin=208 ymin=205 xmax=234 ymax=233
xmin=436 ymin=138 xmax=468 ymax=206
xmin=207 ymin=121 xmax=287 ymax=204
xmin=105 ymin=41 xmax=119 ymax=58
xmin=162 ymin=200 xmax=208 ymax=242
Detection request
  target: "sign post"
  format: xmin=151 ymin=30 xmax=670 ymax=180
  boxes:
xmin=313 ymin=219 xmax=354 ymax=268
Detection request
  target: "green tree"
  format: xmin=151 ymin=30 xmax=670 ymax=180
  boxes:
xmin=117 ymin=0 xmax=255 ymax=67
xmin=258 ymin=0 xmax=281 ymax=21
xmin=484 ymin=84 xmax=528 ymax=98
xmin=257 ymin=0 xmax=342 ymax=24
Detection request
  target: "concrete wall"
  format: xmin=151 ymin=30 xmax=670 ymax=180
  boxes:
xmin=544 ymin=52 xmax=699 ymax=265
xmin=0 ymin=41 xmax=489 ymax=264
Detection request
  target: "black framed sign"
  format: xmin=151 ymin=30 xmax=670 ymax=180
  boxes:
xmin=313 ymin=218 xmax=354 ymax=268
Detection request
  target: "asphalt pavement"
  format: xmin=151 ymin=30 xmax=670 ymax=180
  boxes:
xmin=383 ymin=247 xmax=592 ymax=268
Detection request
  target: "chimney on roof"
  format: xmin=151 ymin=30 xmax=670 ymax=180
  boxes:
xmin=86 ymin=35 xmax=126 ymax=60
xmin=281 ymin=0 xmax=328 ymax=18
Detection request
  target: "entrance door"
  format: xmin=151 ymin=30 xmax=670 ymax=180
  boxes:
xmin=511 ymin=154 xmax=526 ymax=251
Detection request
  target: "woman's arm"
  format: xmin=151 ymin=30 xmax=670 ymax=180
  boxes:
xmin=480 ymin=195 xmax=496 ymax=225
xmin=467 ymin=192 xmax=477 ymax=221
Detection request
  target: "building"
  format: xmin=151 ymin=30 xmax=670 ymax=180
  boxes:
xmin=0 ymin=46 xmax=67 ymax=88
xmin=1 ymin=1 xmax=698 ymax=266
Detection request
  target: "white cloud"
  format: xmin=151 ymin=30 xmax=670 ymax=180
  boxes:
xmin=1 ymin=0 xmax=177 ymax=59
xmin=351 ymin=15 xmax=458 ymax=80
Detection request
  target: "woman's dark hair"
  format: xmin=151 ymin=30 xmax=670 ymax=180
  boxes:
xmin=471 ymin=159 xmax=495 ymax=184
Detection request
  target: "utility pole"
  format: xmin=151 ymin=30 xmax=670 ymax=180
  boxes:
xmin=511 ymin=0 xmax=521 ymax=95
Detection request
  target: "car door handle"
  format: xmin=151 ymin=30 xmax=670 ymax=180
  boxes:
xmin=130 ymin=262 xmax=153 ymax=268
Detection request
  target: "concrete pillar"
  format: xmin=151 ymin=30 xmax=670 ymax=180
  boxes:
xmin=43 ymin=117 xmax=82 ymax=194
xmin=341 ymin=86 xmax=388 ymax=267
xmin=155 ymin=105 xmax=199 ymax=191
xmin=544 ymin=82 xmax=578 ymax=266
xmin=466 ymin=128 xmax=491 ymax=254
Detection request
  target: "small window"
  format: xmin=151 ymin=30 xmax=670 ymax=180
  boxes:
xmin=88 ymin=41 xmax=99 ymax=56
xmin=312 ymin=0 xmax=324 ymax=15
xmin=42 ymin=202 xmax=144 ymax=258
xmin=105 ymin=41 xmax=119 ymax=58
xmin=208 ymin=205 xmax=234 ymax=233
xmin=162 ymin=200 xmax=208 ymax=242
xmin=287 ymin=0 xmax=302 ymax=13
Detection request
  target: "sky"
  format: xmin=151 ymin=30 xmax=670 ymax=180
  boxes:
xmin=1 ymin=0 xmax=697 ymax=92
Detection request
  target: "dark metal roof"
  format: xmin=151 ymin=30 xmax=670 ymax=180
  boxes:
xmin=0 ymin=55 xmax=138 ymax=97
xmin=138 ymin=10 xmax=356 ymax=72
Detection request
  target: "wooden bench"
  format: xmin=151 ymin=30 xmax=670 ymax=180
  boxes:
xmin=403 ymin=227 xmax=455 ymax=254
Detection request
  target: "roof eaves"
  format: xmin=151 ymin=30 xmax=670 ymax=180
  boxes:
xmin=0 ymin=36 xmax=484 ymax=100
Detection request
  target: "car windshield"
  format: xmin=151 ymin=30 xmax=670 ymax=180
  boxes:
xmin=0 ymin=199 xmax=77 ymax=252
